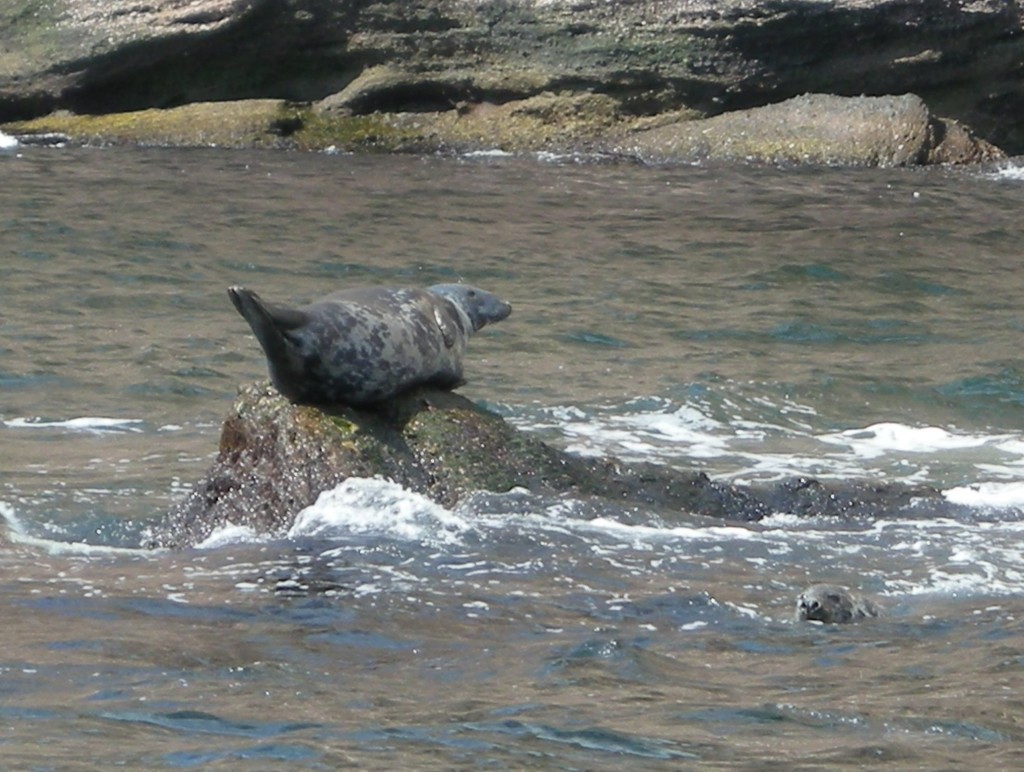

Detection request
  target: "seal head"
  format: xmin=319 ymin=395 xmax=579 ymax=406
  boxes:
xmin=428 ymin=283 xmax=512 ymax=333
xmin=795 ymin=584 xmax=879 ymax=624
xmin=228 ymin=283 xmax=511 ymax=407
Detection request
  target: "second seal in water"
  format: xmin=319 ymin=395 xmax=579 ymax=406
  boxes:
xmin=795 ymin=583 xmax=879 ymax=624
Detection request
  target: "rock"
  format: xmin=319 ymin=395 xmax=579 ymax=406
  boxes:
xmin=1 ymin=0 xmax=1022 ymax=155
xmin=149 ymin=381 xmax=968 ymax=549
xmin=148 ymin=382 xmax=768 ymax=547
xmin=3 ymin=91 xmax=1002 ymax=165
xmin=617 ymin=93 xmax=1004 ymax=166
xmin=0 ymin=101 xmax=298 ymax=149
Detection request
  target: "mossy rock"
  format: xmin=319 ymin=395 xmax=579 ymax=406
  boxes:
xmin=149 ymin=383 xmax=576 ymax=548
xmin=2 ymin=100 xmax=297 ymax=148
xmin=148 ymin=382 xmax=764 ymax=548
xmin=149 ymin=380 xmax=961 ymax=549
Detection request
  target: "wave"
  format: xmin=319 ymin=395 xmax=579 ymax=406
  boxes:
xmin=0 ymin=502 xmax=148 ymax=556
xmin=4 ymin=416 xmax=144 ymax=434
xmin=986 ymin=160 xmax=1024 ymax=182
xmin=186 ymin=475 xmax=1024 ymax=601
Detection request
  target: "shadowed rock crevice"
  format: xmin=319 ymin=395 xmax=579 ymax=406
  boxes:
xmin=56 ymin=3 xmax=361 ymax=114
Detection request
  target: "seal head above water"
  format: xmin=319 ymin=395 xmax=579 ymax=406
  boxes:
xmin=228 ymin=283 xmax=511 ymax=407
xmin=795 ymin=584 xmax=879 ymax=624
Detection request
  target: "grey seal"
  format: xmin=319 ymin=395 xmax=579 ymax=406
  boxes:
xmin=228 ymin=283 xmax=511 ymax=407
xmin=795 ymin=584 xmax=879 ymax=624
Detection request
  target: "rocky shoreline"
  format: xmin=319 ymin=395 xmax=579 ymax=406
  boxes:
xmin=2 ymin=90 xmax=1005 ymax=167
xmin=1 ymin=0 xmax=1021 ymax=165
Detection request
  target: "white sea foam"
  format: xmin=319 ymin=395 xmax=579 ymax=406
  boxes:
xmin=524 ymin=399 xmax=1024 ymax=490
xmin=818 ymin=422 xmax=999 ymax=458
xmin=552 ymin=401 xmax=735 ymax=460
xmin=288 ymin=477 xmax=468 ymax=544
xmin=577 ymin=515 xmax=765 ymax=544
xmin=196 ymin=523 xmax=265 ymax=549
xmin=463 ymin=149 xmax=514 ymax=158
xmin=986 ymin=162 xmax=1024 ymax=182
xmin=4 ymin=416 xmax=144 ymax=434
xmin=512 ymin=495 xmax=1024 ymax=599
xmin=943 ymin=481 xmax=1024 ymax=509
xmin=0 ymin=131 xmax=17 ymax=151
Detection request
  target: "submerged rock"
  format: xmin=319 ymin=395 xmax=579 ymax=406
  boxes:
xmin=150 ymin=381 xmax=964 ymax=549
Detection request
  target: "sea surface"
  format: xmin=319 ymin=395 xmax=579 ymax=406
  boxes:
xmin=3 ymin=138 xmax=1024 ymax=768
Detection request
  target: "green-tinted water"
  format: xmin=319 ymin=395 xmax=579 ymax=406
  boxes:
xmin=2 ymin=146 xmax=1024 ymax=768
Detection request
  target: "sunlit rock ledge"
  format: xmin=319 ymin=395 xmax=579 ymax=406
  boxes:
xmin=2 ymin=92 xmax=1004 ymax=167
xmin=148 ymin=381 xmax=958 ymax=549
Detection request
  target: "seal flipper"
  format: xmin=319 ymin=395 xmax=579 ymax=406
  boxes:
xmin=228 ymin=287 xmax=312 ymax=399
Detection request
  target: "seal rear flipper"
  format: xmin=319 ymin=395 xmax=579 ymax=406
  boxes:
xmin=228 ymin=286 xmax=308 ymax=360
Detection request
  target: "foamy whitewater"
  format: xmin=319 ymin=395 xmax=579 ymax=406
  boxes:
xmin=987 ymin=159 xmax=1024 ymax=182
xmin=511 ymin=398 xmax=1024 ymax=493
xmin=4 ymin=416 xmax=144 ymax=433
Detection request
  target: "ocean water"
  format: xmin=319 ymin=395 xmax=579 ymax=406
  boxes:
xmin=3 ymin=144 xmax=1024 ymax=767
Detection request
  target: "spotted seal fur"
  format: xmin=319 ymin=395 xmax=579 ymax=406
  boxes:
xmin=228 ymin=283 xmax=511 ymax=407
xmin=795 ymin=584 xmax=879 ymax=624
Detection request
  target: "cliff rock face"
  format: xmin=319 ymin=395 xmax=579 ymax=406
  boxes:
xmin=149 ymin=382 xmax=960 ymax=549
xmin=1 ymin=1 xmax=1022 ymax=153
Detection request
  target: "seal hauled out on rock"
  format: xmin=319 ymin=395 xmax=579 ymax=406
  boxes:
xmin=795 ymin=584 xmax=879 ymax=624
xmin=228 ymin=283 xmax=512 ymax=407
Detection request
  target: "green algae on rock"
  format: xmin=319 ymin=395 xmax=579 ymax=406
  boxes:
xmin=1 ymin=100 xmax=298 ymax=148
xmin=5 ymin=92 xmax=1003 ymax=165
